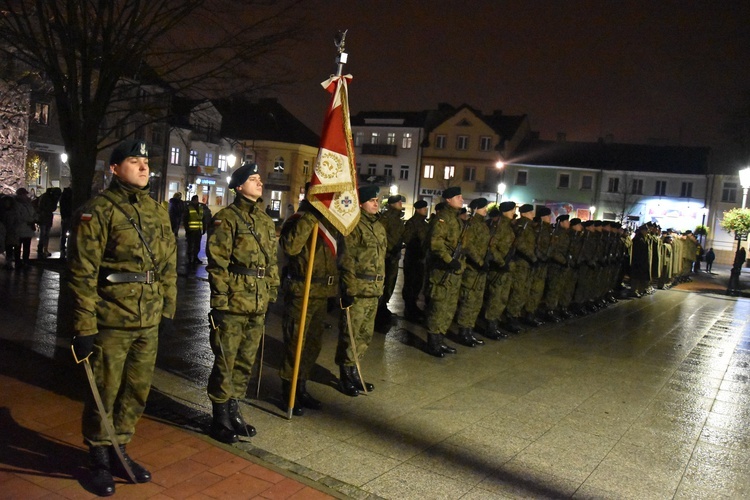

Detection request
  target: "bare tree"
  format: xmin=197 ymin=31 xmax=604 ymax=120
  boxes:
xmin=0 ymin=0 xmax=304 ymax=208
xmin=601 ymin=172 xmax=639 ymax=222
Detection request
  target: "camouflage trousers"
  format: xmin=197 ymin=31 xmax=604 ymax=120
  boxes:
xmin=426 ymin=269 xmax=462 ymax=335
xmin=506 ymin=259 xmax=531 ymax=317
xmin=82 ymin=325 xmax=158 ymax=447
xmin=543 ymin=263 xmax=569 ymax=310
xmin=560 ymin=267 xmax=579 ymax=307
xmin=524 ymin=263 xmax=548 ymax=314
xmin=380 ymin=255 xmax=400 ymax=310
xmin=455 ymin=266 xmax=486 ymax=328
xmin=402 ymin=256 xmax=425 ymax=309
xmin=336 ymin=296 xmax=379 ymax=366
xmin=280 ymin=293 xmax=328 ymax=382
xmin=208 ymin=312 xmax=265 ymax=403
xmin=574 ymin=265 xmax=597 ymax=304
xmin=483 ymin=267 xmax=512 ymax=322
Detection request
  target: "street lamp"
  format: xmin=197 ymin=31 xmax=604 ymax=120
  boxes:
xmin=496 ymin=182 xmax=506 ymax=205
xmin=227 ymin=154 xmax=237 ymax=169
xmin=728 ymin=167 xmax=750 ymax=295
xmin=60 ymin=153 xmax=68 ymax=164
xmin=589 ymin=205 xmax=596 ymax=220
xmin=740 ymin=166 xmax=750 ymax=208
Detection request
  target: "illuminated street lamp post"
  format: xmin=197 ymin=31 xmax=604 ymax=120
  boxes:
xmin=227 ymin=154 xmax=237 ymax=170
xmin=496 ymin=182 xmax=506 ymax=205
xmin=728 ymin=166 xmax=750 ymax=295
xmin=740 ymin=166 xmax=750 ymax=209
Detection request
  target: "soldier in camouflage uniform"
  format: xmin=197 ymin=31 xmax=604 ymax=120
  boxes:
xmin=541 ymin=214 xmax=571 ymax=321
xmin=523 ymin=206 xmax=553 ymax=325
xmin=425 ymin=186 xmax=464 ymax=357
xmin=336 ymin=185 xmax=387 ymax=396
xmin=69 ymin=140 xmax=177 ymax=496
xmin=377 ymin=194 xmax=405 ymax=320
xmin=402 ymin=199 xmax=429 ymax=320
xmin=206 ymin=162 xmax=280 ymax=443
xmin=504 ymin=204 xmax=537 ymax=332
xmin=454 ymin=197 xmax=489 ymax=347
xmin=559 ymin=217 xmax=584 ymax=317
xmin=279 ymin=198 xmax=339 ymax=415
xmin=481 ymin=201 xmax=517 ymax=339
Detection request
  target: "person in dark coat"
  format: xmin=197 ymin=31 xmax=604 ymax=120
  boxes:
xmin=629 ymin=224 xmax=651 ymax=297
xmin=37 ymin=187 xmax=61 ymax=257
xmin=168 ymin=192 xmax=185 ymax=238
xmin=705 ymin=247 xmax=715 ymax=272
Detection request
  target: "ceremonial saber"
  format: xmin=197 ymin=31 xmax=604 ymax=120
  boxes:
xmin=72 ymin=346 xmax=137 ymax=483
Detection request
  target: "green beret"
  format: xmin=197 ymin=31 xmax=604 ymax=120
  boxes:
xmin=442 ymin=186 xmax=461 ymax=199
xmin=536 ymin=206 xmax=552 ymax=217
xmin=358 ymin=185 xmax=380 ymax=201
xmin=387 ymin=194 xmax=404 ymax=204
xmin=569 ymin=218 xmax=582 ymax=226
xmin=110 ymin=140 xmax=148 ymax=165
xmin=556 ymin=214 xmax=570 ymax=222
xmin=228 ymin=162 xmax=260 ymax=189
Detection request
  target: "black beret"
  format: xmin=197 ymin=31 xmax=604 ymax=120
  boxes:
xmin=556 ymin=214 xmax=570 ymax=222
xmin=582 ymin=220 xmax=594 ymax=227
xmin=459 ymin=207 xmax=468 ymax=215
xmin=469 ymin=197 xmax=488 ymax=210
xmin=442 ymin=186 xmax=461 ymax=199
xmin=639 ymin=224 xmax=649 ymax=231
xmin=488 ymin=207 xmax=500 ymax=218
xmin=110 ymin=140 xmax=148 ymax=165
xmin=387 ymin=194 xmax=404 ymax=204
xmin=536 ymin=206 xmax=552 ymax=217
xmin=228 ymin=162 xmax=260 ymax=189
xmin=358 ymin=184 xmax=380 ymax=201
xmin=434 ymin=202 xmax=446 ymax=212
xmin=414 ymin=200 xmax=428 ymax=209
xmin=519 ymin=203 xmax=534 ymax=214
xmin=499 ymin=201 xmax=516 ymax=213
xmin=569 ymin=218 xmax=582 ymax=226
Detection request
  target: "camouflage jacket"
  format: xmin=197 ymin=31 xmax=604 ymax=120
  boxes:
xmin=403 ymin=212 xmax=429 ymax=262
xmin=549 ymin=225 xmax=570 ymax=266
xmin=68 ymin=177 xmax=177 ymax=335
xmin=280 ymin=203 xmax=339 ymax=299
xmin=463 ymin=213 xmax=490 ymax=269
xmin=511 ymin=217 xmax=537 ymax=264
xmin=534 ymin=221 xmax=553 ymax=262
xmin=340 ymin=210 xmax=387 ymax=298
xmin=207 ymin=195 xmax=280 ymax=313
xmin=429 ymin=205 xmax=465 ymax=272
xmin=568 ymin=229 xmax=585 ymax=267
xmin=378 ymin=207 xmax=405 ymax=259
xmin=487 ymin=215 xmax=515 ymax=268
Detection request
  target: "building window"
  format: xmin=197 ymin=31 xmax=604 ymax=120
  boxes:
xmin=444 ymin=165 xmax=455 ymax=180
xmin=215 ymin=187 xmax=224 ymax=206
xmin=399 ymin=165 xmax=409 ymax=180
xmin=205 ymin=152 xmax=214 ymax=167
xmin=479 ymin=136 xmax=492 ymax=151
xmin=654 ymin=180 xmax=667 ymax=196
xmin=680 ymin=182 xmax=693 ymax=198
xmin=274 ymin=156 xmax=285 ymax=172
xmin=558 ymin=173 xmax=570 ymax=189
xmin=424 ymin=164 xmax=435 ymax=179
xmin=580 ymin=175 xmax=593 ymax=190
xmin=151 ymin=127 xmax=163 ymax=146
xmin=456 ymin=135 xmax=469 ymax=150
xmin=631 ymin=178 xmax=643 ymax=194
xmin=33 ymin=102 xmax=49 ymax=125
xmin=463 ymin=166 xmax=476 ymax=182
xmin=386 ymin=132 xmax=396 ymax=145
xmin=218 ymin=154 xmax=227 ymax=172
xmin=354 ymin=131 xmax=364 ymax=146
xmin=515 ymin=171 xmax=528 ymax=186
xmin=367 ymin=164 xmax=376 ymax=176
xmin=435 ymin=134 xmax=446 ymax=149
xmin=170 ymin=147 xmax=180 ymax=165
xmin=402 ymin=133 xmax=413 ymax=149
xmin=370 ymin=132 xmax=379 ymax=144
xmin=607 ymin=177 xmax=620 ymax=193
xmin=384 ymin=165 xmax=393 ymax=178
xmin=189 ymin=150 xmax=198 ymax=167
xmin=303 ymin=160 xmax=310 ymax=176
xmin=722 ymin=182 xmax=738 ymax=202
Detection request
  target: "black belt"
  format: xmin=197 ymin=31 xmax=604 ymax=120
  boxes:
xmin=356 ymin=273 xmax=384 ymax=282
xmin=105 ymin=270 xmax=159 ymax=284
xmin=289 ymin=274 xmax=336 ymax=285
xmin=228 ymin=263 xmax=266 ymax=278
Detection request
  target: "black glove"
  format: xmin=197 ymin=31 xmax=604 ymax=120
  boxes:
xmin=72 ymin=334 xmax=96 ymax=362
xmin=448 ymin=258 xmax=461 ymax=271
xmin=208 ymin=309 xmax=227 ymax=329
xmin=340 ymin=294 xmax=355 ymax=309
xmin=159 ymin=316 xmax=175 ymax=336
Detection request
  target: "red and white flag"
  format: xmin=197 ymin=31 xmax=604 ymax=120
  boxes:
xmin=308 ymin=74 xmax=360 ymax=237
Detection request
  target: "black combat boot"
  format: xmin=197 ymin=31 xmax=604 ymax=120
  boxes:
xmin=349 ymin=366 xmax=374 ymax=392
xmin=297 ymin=380 xmax=323 ymax=410
xmin=467 ymin=328 xmax=485 ymax=345
xmin=426 ymin=333 xmax=445 ymax=358
xmin=522 ymin=313 xmax=543 ymax=327
xmin=281 ymin=379 xmax=304 ymax=415
xmin=483 ymin=320 xmax=508 ymax=340
xmin=338 ymin=365 xmax=360 ymax=397
xmin=440 ymin=336 xmax=457 ymax=354
xmin=456 ymin=327 xmax=478 ymax=347
xmin=227 ymin=398 xmax=257 ymax=436
xmin=503 ymin=316 xmax=522 ymax=333
xmin=558 ymin=307 xmax=573 ymax=319
xmin=88 ymin=446 xmax=115 ymax=496
xmin=543 ymin=310 xmax=561 ymax=323
xmin=209 ymin=402 xmax=239 ymax=444
xmin=109 ymin=444 xmax=151 ymax=483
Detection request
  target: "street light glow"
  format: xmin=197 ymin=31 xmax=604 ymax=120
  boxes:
xmin=739 ymin=166 xmax=750 ymax=189
xmin=497 ymin=182 xmax=506 ymax=195
xmin=495 ymin=161 xmax=505 ymax=169
xmin=227 ymin=154 xmax=237 ymax=168
xmin=390 ymin=184 xmax=398 ymax=195
xmin=590 ymin=205 xmax=596 ymax=215
xmin=60 ymin=153 xmax=68 ymax=163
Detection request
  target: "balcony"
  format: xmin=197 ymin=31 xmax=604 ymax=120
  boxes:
xmin=361 ymin=143 xmax=398 ymax=156
xmin=267 ymin=171 xmax=290 ymax=184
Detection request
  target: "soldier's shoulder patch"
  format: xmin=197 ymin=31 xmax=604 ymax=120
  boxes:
xmin=438 ymin=218 xmax=445 ymax=223
xmin=80 ymin=213 xmax=93 ymax=222
xmin=213 ymin=219 xmax=222 ymax=226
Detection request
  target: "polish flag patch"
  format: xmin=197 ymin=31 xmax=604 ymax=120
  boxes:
xmin=80 ymin=213 xmax=93 ymax=222
xmin=213 ymin=219 xmax=222 ymax=226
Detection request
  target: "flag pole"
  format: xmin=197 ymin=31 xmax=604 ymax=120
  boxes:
xmin=286 ymin=223 xmax=318 ymax=419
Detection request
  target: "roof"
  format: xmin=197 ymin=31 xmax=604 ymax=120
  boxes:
xmin=510 ymin=139 xmax=710 ymax=175
xmin=351 ymin=110 xmax=430 ymax=128
xmin=215 ymin=97 xmax=320 ymax=147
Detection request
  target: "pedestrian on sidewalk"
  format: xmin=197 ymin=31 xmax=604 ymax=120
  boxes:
xmin=68 ymin=139 xmax=177 ymax=497
xmin=205 ymin=162 xmax=279 ymax=443
xmin=705 ymin=247 xmax=715 ymax=272
xmin=13 ymin=188 xmax=37 ymax=269
xmin=168 ymin=192 xmax=184 ymax=238
xmin=184 ymin=195 xmax=207 ymax=265
xmin=36 ymin=187 xmax=61 ymax=258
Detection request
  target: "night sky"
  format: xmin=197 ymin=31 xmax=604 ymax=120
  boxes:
xmin=277 ymin=1 xmax=750 ymax=156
